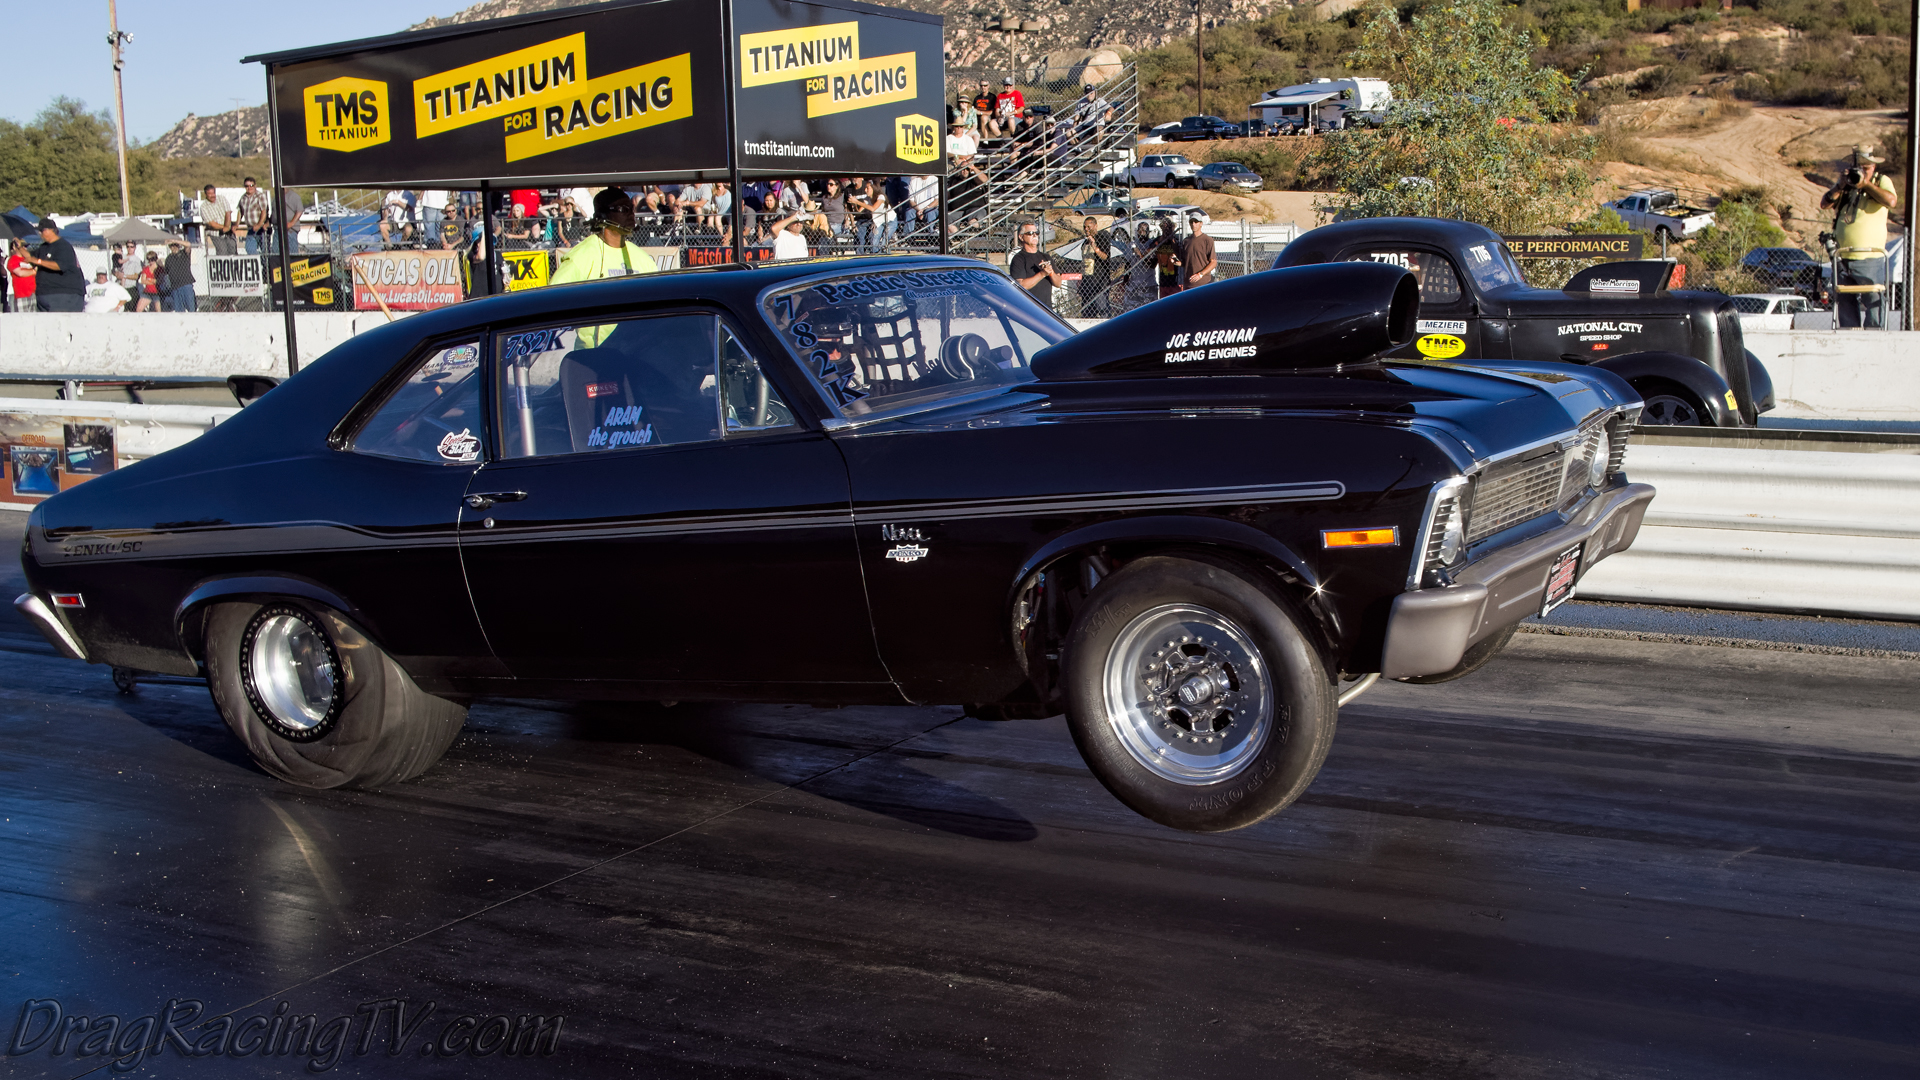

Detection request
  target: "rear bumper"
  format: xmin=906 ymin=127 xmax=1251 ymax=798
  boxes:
xmin=1379 ymin=482 xmax=1655 ymax=680
xmin=14 ymin=593 xmax=88 ymax=661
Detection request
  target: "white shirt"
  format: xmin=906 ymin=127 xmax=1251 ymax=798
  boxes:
xmin=908 ymin=175 xmax=938 ymax=210
xmin=567 ymin=188 xmax=595 ymax=216
xmin=946 ymin=132 xmax=977 ymax=157
xmin=84 ymin=281 xmax=130 ymax=313
xmin=420 ymin=189 xmax=449 ymax=211
xmin=772 ymin=228 xmax=810 ymax=261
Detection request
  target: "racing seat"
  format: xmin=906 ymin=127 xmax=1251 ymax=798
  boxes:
xmin=556 ymin=319 xmax=720 ymax=453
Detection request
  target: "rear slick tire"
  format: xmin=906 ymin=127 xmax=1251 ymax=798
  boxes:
xmin=205 ymin=601 xmax=466 ymax=789
xmin=1060 ymin=556 xmax=1337 ymax=832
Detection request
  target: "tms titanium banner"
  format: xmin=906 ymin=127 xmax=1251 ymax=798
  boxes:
xmin=733 ymin=0 xmax=946 ymax=176
xmin=255 ymin=0 xmax=944 ymax=187
xmin=263 ymin=0 xmax=727 ymax=187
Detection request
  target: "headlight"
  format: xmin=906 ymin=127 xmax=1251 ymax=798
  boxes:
xmin=1587 ymin=429 xmax=1610 ymax=489
xmin=1409 ymin=476 xmax=1471 ymax=589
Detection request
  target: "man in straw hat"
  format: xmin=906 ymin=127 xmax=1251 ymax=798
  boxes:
xmin=1819 ymin=143 xmax=1899 ymax=328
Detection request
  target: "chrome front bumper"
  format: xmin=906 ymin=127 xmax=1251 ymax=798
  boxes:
xmin=14 ymin=593 xmax=88 ymax=661
xmin=1380 ymin=483 xmax=1655 ymax=680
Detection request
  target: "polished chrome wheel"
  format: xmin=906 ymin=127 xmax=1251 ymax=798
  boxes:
xmin=241 ymin=607 xmax=342 ymax=740
xmin=1102 ymin=603 xmax=1274 ymax=785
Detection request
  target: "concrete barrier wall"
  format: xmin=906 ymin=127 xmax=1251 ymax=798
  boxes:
xmin=1744 ymin=329 xmax=1920 ymax=422
xmin=0 ymin=312 xmax=412 ymax=378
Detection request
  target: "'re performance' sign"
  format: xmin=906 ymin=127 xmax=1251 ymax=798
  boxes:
xmin=1502 ymin=235 xmax=1645 ymax=261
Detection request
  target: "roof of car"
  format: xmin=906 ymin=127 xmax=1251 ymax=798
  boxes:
xmin=1271 ymin=217 xmax=1502 ymax=265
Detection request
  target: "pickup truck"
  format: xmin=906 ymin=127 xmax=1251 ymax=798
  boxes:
xmin=1127 ymin=154 xmax=1202 ymax=187
xmin=1271 ymin=217 xmax=1774 ymax=426
xmin=1164 ymin=115 xmax=1243 ymax=141
xmin=1605 ymin=190 xmax=1714 ymax=242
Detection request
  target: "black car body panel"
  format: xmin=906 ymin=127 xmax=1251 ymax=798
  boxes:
xmin=21 ymin=255 xmax=1650 ymax=717
xmin=1272 ymin=217 xmax=1773 ymax=425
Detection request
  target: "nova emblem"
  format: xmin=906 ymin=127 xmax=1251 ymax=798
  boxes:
xmin=887 ymin=544 xmax=929 ymax=563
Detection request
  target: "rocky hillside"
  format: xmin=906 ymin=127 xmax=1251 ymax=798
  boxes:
xmin=150 ymin=106 xmax=271 ymax=160
xmin=410 ymin=0 xmax=1340 ymax=71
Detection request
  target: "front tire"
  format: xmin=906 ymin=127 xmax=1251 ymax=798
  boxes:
xmin=1637 ymin=382 xmax=1707 ymax=425
xmin=206 ymin=601 xmax=466 ymax=788
xmin=1060 ymin=556 xmax=1336 ymax=832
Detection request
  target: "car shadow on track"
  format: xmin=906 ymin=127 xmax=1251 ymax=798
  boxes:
xmin=562 ymin=700 xmax=1041 ymax=843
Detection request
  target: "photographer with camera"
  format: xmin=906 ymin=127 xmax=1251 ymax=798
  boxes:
xmin=1010 ymin=221 xmax=1063 ymax=309
xmin=1819 ymin=143 xmax=1899 ymax=328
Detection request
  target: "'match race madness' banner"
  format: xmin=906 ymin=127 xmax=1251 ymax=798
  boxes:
xmin=255 ymin=0 xmax=945 ymax=188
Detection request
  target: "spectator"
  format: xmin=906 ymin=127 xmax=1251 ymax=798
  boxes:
xmin=884 ymin=176 xmax=912 ymax=240
xmin=1008 ymin=221 xmax=1061 ymax=308
xmin=1050 ymin=116 xmax=1072 ymax=165
xmin=238 ymin=178 xmax=270 ymax=254
xmin=946 ymin=121 xmax=977 ymax=161
xmin=709 ymin=183 xmax=733 ymax=246
xmin=951 ymin=90 xmax=978 ymax=137
xmin=1182 ymin=211 xmax=1217 ymax=288
xmin=1125 ymin=220 xmax=1157 ymax=310
xmin=498 ymin=203 xmax=537 ymax=248
xmin=509 ymin=188 xmax=542 ymax=218
xmin=1153 ymin=217 xmax=1183 ymax=299
xmin=682 ymin=183 xmax=714 ymax=235
xmin=1820 ymin=143 xmax=1900 ymax=329
xmin=995 ymin=77 xmax=1025 ymax=136
xmin=869 ymin=180 xmax=896 ymax=251
xmin=769 ymin=210 xmax=811 ymax=260
xmin=819 ymin=179 xmax=850 ymax=245
xmin=84 ymin=269 xmax=130 ymax=313
xmin=164 ymin=239 xmax=197 ymax=312
xmin=973 ymin=80 xmax=999 ymax=139
xmin=553 ymin=196 xmax=589 ymax=248
xmin=22 ymin=219 xmax=83 ymax=312
xmin=907 ymin=173 xmax=938 ymax=240
xmin=1072 ymin=84 xmax=1113 ymax=141
xmin=419 ymin=189 xmax=450 ymax=249
xmin=198 ymin=185 xmax=237 ymax=254
xmin=1077 ymin=215 xmax=1110 ymax=317
xmin=8 ymin=238 xmax=38 ymax=312
xmin=551 ymin=187 xmax=659 ymax=283
xmin=136 ymin=251 xmax=162 ymax=311
xmin=380 ymin=189 xmax=414 ymax=247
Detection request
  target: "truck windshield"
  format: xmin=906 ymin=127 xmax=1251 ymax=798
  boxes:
xmin=1460 ymin=242 xmax=1522 ymax=292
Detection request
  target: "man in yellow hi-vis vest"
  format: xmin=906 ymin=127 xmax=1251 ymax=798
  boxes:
xmin=551 ymin=188 xmax=660 ymax=286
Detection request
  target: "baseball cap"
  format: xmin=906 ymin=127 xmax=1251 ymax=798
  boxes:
xmin=1003 ymin=76 xmax=1013 ymax=84
xmin=1084 ymin=84 xmax=1095 ymax=92
xmin=36 ymin=218 xmax=58 ymax=233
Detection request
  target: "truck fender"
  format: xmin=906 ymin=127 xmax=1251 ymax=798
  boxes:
xmin=174 ymin=574 xmax=361 ymax=661
xmin=1591 ymin=351 xmax=1738 ymax=426
xmin=1744 ymin=348 xmax=1775 ymax=413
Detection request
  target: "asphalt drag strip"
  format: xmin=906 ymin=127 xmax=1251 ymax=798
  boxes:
xmin=1 ymin=588 xmax=1917 ymax=1079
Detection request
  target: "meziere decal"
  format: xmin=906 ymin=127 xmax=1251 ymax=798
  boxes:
xmin=739 ymin=21 xmax=859 ymax=87
xmin=304 ymin=76 xmax=391 ymax=152
xmin=502 ymin=53 xmax=693 ymax=162
xmin=414 ymin=34 xmax=584 ymax=138
xmin=805 ymin=53 xmax=916 ymax=118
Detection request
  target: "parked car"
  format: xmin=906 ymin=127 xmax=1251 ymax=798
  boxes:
xmin=1604 ymin=189 xmax=1714 ymax=242
xmin=1271 ymin=217 xmax=1773 ymax=427
xmin=1164 ymin=115 xmax=1243 ymax=141
xmin=1729 ymin=292 xmax=1816 ymax=316
xmin=1194 ymin=162 xmax=1264 ymax=193
xmin=16 ymin=255 xmax=1652 ymax=832
xmin=1738 ymin=246 xmax=1827 ymax=293
xmin=1127 ymin=153 xmax=1202 ymax=187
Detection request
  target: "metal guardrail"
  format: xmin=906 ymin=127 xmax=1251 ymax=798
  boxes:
xmin=1579 ymin=429 xmax=1920 ymax=620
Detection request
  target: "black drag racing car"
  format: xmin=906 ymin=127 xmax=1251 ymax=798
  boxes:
xmin=1273 ymin=218 xmax=1775 ymax=427
xmin=16 ymin=256 xmax=1653 ymax=832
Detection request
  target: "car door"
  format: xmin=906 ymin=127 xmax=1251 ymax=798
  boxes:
xmin=1136 ymin=156 xmax=1165 ymax=184
xmin=1342 ymin=246 xmax=1482 ymax=360
xmin=455 ymin=310 xmax=892 ymax=695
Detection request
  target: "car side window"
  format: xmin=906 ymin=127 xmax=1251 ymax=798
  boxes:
xmin=352 ymin=340 xmax=485 ymax=464
xmin=719 ymin=324 xmax=795 ymax=432
xmin=494 ymin=314 xmax=722 ymax=459
xmin=1348 ymin=248 xmax=1465 ymax=306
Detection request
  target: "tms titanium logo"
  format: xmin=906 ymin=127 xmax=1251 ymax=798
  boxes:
xmin=304 ymin=77 xmax=390 ymax=152
xmin=894 ymin=114 xmax=938 ymax=164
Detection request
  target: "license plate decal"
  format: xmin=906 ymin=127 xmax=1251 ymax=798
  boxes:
xmin=1540 ymin=542 xmax=1584 ymax=617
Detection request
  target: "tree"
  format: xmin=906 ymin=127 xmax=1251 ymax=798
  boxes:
xmin=0 ymin=98 xmax=162 ymax=216
xmin=1307 ymin=0 xmax=1594 ymax=233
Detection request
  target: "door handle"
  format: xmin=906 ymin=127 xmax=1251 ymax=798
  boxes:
xmin=464 ymin=491 xmax=528 ymax=511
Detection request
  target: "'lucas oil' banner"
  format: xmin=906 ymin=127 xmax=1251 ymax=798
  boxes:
xmin=258 ymin=0 xmax=945 ymax=188
xmin=264 ymin=0 xmax=727 ymax=187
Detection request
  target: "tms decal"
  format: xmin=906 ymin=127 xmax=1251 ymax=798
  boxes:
xmin=304 ymin=77 xmax=391 ymax=152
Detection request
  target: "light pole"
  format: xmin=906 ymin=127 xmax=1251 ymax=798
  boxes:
xmin=230 ymin=98 xmax=250 ymax=157
xmin=106 ymin=0 xmax=132 ymax=217
xmin=1190 ymin=0 xmax=1204 ymax=118
xmin=984 ymin=14 xmax=1037 ymax=83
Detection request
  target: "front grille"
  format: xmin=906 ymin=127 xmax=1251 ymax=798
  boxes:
xmin=1466 ymin=449 xmax=1567 ymax=545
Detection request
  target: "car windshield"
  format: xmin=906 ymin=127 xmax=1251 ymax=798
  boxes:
xmin=762 ymin=267 xmax=1071 ymax=421
xmin=1459 ymin=241 xmax=1522 ymax=291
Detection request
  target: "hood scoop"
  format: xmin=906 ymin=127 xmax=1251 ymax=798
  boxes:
xmin=1030 ymin=262 xmax=1418 ymax=381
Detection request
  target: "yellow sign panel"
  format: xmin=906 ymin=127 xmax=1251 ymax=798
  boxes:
xmin=894 ymin=113 xmax=939 ymax=164
xmin=311 ymin=287 xmax=335 ymax=307
xmin=738 ymin=21 xmax=859 ymax=87
xmin=289 ymin=258 xmax=330 ymax=288
xmin=1416 ymin=333 xmax=1466 ymax=359
xmin=304 ymin=77 xmax=391 ymax=153
xmin=501 ymin=250 xmax=551 ymax=292
xmin=502 ymin=53 xmax=693 ymax=162
xmin=805 ymin=53 xmax=915 ymax=118
xmin=414 ymin=34 xmax=586 ymax=138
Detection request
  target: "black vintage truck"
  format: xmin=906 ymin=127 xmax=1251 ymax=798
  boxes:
xmin=1272 ymin=218 xmax=1774 ymax=426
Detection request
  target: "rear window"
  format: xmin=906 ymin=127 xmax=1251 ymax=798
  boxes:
xmin=762 ymin=267 xmax=1070 ymax=420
